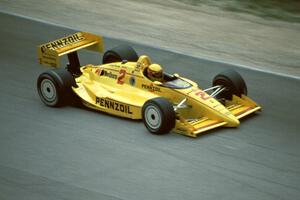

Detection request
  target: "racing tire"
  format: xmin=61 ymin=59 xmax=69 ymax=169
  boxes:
xmin=142 ymin=97 xmax=176 ymax=135
xmin=213 ymin=69 xmax=247 ymax=100
xmin=102 ymin=45 xmax=138 ymax=64
xmin=37 ymin=69 xmax=76 ymax=107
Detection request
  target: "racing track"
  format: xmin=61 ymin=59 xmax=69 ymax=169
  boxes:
xmin=0 ymin=12 xmax=300 ymax=200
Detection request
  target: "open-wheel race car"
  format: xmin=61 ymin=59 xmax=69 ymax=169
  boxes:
xmin=37 ymin=32 xmax=261 ymax=137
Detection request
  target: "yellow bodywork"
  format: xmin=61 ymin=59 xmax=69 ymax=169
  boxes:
xmin=38 ymin=32 xmax=261 ymax=137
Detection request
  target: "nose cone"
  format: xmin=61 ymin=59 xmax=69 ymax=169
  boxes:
xmin=225 ymin=115 xmax=240 ymax=127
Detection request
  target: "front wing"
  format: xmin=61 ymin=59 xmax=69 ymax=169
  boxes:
xmin=174 ymin=95 xmax=261 ymax=137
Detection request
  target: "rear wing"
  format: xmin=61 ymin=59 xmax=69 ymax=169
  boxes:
xmin=37 ymin=32 xmax=104 ymax=68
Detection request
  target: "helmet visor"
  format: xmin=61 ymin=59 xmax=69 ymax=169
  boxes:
xmin=151 ymin=71 xmax=162 ymax=78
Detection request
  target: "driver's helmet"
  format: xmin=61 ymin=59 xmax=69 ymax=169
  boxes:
xmin=147 ymin=64 xmax=163 ymax=82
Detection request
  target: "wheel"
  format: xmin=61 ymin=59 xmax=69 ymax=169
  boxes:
xmin=37 ymin=69 xmax=76 ymax=107
xmin=102 ymin=45 xmax=138 ymax=64
xmin=213 ymin=69 xmax=247 ymax=100
xmin=142 ymin=97 xmax=176 ymax=135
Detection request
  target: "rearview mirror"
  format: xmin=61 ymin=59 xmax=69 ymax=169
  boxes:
xmin=153 ymin=81 xmax=162 ymax=85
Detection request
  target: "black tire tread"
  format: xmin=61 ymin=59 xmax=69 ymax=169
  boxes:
xmin=213 ymin=69 xmax=247 ymax=100
xmin=102 ymin=45 xmax=138 ymax=64
xmin=37 ymin=69 xmax=76 ymax=107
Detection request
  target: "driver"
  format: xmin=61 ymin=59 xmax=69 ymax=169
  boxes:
xmin=147 ymin=64 xmax=164 ymax=82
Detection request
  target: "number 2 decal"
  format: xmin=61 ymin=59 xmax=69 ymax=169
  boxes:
xmin=117 ymin=69 xmax=126 ymax=84
xmin=195 ymin=91 xmax=211 ymax=100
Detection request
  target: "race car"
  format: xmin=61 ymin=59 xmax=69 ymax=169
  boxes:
xmin=37 ymin=32 xmax=261 ymax=137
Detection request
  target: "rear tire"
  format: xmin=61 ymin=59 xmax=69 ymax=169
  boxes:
xmin=102 ymin=45 xmax=138 ymax=64
xmin=142 ymin=97 xmax=176 ymax=135
xmin=37 ymin=69 xmax=76 ymax=107
xmin=213 ymin=69 xmax=247 ymax=100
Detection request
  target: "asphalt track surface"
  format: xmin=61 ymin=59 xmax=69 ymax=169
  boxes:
xmin=0 ymin=12 xmax=300 ymax=200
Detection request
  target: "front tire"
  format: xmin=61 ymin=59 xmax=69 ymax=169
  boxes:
xmin=37 ymin=69 xmax=76 ymax=107
xmin=213 ymin=69 xmax=247 ymax=100
xmin=142 ymin=97 xmax=176 ymax=135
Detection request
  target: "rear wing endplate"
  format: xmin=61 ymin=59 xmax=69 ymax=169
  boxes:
xmin=37 ymin=32 xmax=104 ymax=67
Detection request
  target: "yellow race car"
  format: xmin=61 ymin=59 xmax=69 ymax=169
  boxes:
xmin=37 ymin=32 xmax=261 ymax=137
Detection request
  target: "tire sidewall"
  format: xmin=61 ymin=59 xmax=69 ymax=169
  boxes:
xmin=142 ymin=98 xmax=175 ymax=134
xmin=143 ymin=102 xmax=163 ymax=132
xmin=37 ymin=69 xmax=73 ymax=107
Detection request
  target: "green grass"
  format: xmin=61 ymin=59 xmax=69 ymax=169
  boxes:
xmin=178 ymin=0 xmax=300 ymax=23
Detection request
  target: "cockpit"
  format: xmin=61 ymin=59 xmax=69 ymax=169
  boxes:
xmin=137 ymin=55 xmax=192 ymax=89
xmin=160 ymin=73 xmax=192 ymax=89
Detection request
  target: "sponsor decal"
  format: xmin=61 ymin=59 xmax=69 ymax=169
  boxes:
xmin=195 ymin=91 xmax=211 ymax=100
xmin=141 ymin=84 xmax=161 ymax=92
xmin=129 ymin=76 xmax=136 ymax=86
xmin=103 ymin=70 xmax=117 ymax=79
xmin=41 ymin=33 xmax=84 ymax=52
xmin=95 ymin=97 xmax=133 ymax=114
xmin=134 ymin=62 xmax=142 ymax=72
xmin=117 ymin=69 xmax=126 ymax=84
